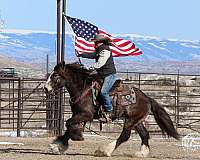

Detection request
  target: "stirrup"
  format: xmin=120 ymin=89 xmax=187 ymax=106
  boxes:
xmin=99 ymin=112 xmax=112 ymax=123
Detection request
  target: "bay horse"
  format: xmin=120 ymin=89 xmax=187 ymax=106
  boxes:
xmin=44 ymin=61 xmax=179 ymax=157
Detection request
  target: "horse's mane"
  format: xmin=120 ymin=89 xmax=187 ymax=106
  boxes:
xmin=54 ymin=62 xmax=90 ymax=76
xmin=65 ymin=62 xmax=89 ymax=74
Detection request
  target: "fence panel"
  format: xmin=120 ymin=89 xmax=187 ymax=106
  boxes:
xmin=0 ymin=73 xmax=200 ymax=137
xmin=176 ymin=75 xmax=200 ymax=133
xmin=0 ymin=78 xmax=64 ymax=136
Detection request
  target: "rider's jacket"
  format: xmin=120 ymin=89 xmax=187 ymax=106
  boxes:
xmin=94 ymin=44 xmax=116 ymax=78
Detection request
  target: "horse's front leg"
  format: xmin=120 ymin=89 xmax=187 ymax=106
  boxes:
xmin=48 ymin=123 xmax=85 ymax=154
xmin=48 ymin=130 xmax=70 ymax=154
xmin=65 ymin=112 xmax=93 ymax=141
xmin=48 ymin=112 xmax=92 ymax=154
xmin=65 ymin=112 xmax=93 ymax=126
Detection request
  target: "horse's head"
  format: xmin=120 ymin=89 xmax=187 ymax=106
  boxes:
xmin=44 ymin=61 xmax=92 ymax=94
xmin=44 ymin=62 xmax=68 ymax=94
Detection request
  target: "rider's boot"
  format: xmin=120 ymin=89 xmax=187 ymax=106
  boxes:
xmin=104 ymin=112 xmax=112 ymax=123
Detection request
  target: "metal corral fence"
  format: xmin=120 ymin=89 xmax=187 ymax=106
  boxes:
xmin=0 ymin=72 xmax=200 ymax=137
xmin=0 ymin=77 xmax=68 ymax=136
xmin=118 ymin=72 xmax=200 ymax=135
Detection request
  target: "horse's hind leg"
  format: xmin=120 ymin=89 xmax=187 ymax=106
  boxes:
xmin=95 ymin=118 xmax=134 ymax=157
xmin=94 ymin=118 xmax=150 ymax=157
xmin=134 ymin=122 xmax=150 ymax=157
xmin=95 ymin=127 xmax=131 ymax=157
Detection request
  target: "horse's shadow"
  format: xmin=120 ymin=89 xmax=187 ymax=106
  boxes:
xmin=0 ymin=147 xmax=132 ymax=158
xmin=0 ymin=148 xmax=47 ymax=154
xmin=0 ymin=147 xmax=95 ymax=157
xmin=1 ymin=147 xmax=188 ymax=159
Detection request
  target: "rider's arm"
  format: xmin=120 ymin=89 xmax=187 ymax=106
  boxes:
xmin=77 ymin=51 xmax=96 ymax=59
xmin=94 ymin=49 xmax=110 ymax=69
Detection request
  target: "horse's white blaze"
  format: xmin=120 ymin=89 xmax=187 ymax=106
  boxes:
xmin=45 ymin=71 xmax=54 ymax=92
xmin=46 ymin=84 xmax=53 ymax=92
xmin=95 ymin=140 xmax=117 ymax=157
xmin=135 ymin=144 xmax=150 ymax=158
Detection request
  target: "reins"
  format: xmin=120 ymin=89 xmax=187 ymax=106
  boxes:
xmin=57 ymin=66 xmax=95 ymax=105
xmin=69 ymin=84 xmax=93 ymax=105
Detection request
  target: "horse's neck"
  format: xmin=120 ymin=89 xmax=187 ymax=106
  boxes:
xmin=65 ymin=76 xmax=91 ymax=98
xmin=65 ymin=83 xmax=81 ymax=98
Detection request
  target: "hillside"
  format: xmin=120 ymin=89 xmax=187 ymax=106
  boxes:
xmin=0 ymin=29 xmax=200 ymax=75
xmin=0 ymin=55 xmax=44 ymax=78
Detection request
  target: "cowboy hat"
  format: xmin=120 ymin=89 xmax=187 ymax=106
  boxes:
xmin=90 ymin=34 xmax=111 ymax=43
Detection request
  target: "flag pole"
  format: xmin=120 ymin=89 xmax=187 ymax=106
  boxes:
xmin=61 ymin=0 xmax=66 ymax=63
xmin=57 ymin=0 xmax=61 ymax=64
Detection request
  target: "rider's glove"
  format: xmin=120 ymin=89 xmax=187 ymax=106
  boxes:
xmin=89 ymin=66 xmax=95 ymax=70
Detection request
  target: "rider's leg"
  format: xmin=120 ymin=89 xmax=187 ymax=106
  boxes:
xmin=100 ymin=74 xmax=117 ymax=112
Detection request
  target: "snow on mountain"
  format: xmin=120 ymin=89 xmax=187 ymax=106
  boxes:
xmin=2 ymin=29 xmax=56 ymax=35
xmin=0 ymin=29 xmax=200 ymax=74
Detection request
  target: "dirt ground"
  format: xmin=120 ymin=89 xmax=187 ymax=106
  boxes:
xmin=0 ymin=135 xmax=199 ymax=160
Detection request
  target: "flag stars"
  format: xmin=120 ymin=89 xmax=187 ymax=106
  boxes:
xmin=66 ymin=16 xmax=99 ymax=40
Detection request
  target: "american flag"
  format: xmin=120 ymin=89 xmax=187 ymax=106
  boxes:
xmin=65 ymin=15 xmax=142 ymax=57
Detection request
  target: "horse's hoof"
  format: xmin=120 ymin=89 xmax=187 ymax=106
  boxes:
xmin=48 ymin=143 xmax=61 ymax=155
xmin=48 ymin=142 xmax=68 ymax=155
xmin=94 ymin=147 xmax=111 ymax=157
xmin=94 ymin=140 xmax=117 ymax=157
xmin=70 ymin=136 xmax=84 ymax=141
xmin=59 ymin=144 xmax=68 ymax=154
xmin=135 ymin=145 xmax=150 ymax=158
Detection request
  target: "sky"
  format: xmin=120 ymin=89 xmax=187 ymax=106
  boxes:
xmin=0 ymin=0 xmax=199 ymax=40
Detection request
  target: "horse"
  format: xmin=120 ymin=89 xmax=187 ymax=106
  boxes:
xmin=44 ymin=61 xmax=179 ymax=158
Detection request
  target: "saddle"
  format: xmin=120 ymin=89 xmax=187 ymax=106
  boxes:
xmin=92 ymin=79 xmax=137 ymax=121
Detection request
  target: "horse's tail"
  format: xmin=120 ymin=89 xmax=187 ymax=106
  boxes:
xmin=149 ymin=97 xmax=180 ymax=140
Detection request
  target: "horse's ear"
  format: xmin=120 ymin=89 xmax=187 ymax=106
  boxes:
xmin=61 ymin=61 xmax=65 ymax=68
xmin=54 ymin=61 xmax=65 ymax=71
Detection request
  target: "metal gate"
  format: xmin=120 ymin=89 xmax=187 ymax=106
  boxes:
xmin=0 ymin=77 xmax=65 ymax=136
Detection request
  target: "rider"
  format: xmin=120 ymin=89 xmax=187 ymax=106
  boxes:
xmin=79 ymin=34 xmax=117 ymax=122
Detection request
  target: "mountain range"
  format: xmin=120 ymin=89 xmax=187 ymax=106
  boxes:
xmin=0 ymin=29 xmax=200 ymax=75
